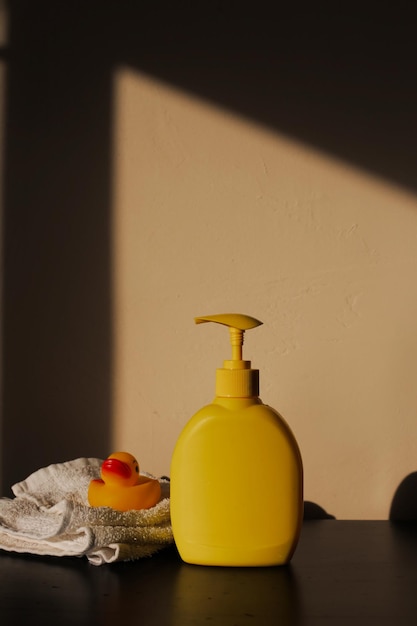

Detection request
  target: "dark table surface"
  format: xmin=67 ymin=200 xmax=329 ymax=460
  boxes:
xmin=1 ymin=520 xmax=416 ymax=625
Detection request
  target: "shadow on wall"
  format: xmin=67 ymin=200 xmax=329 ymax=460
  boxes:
xmin=390 ymin=473 xmax=417 ymax=521
xmin=304 ymin=501 xmax=335 ymax=521
xmin=1 ymin=2 xmax=114 ymax=491
xmin=304 ymin=474 xmax=417 ymax=521
xmin=1 ymin=2 xmax=417 ymax=491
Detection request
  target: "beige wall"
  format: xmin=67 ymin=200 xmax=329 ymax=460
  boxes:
xmin=112 ymin=68 xmax=417 ymax=520
xmin=2 ymin=5 xmax=416 ymax=519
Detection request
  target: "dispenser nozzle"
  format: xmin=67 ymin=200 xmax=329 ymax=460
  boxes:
xmin=194 ymin=315 xmax=262 ymax=397
xmin=195 ymin=313 xmax=262 ymax=332
xmin=195 ymin=314 xmax=262 ymax=363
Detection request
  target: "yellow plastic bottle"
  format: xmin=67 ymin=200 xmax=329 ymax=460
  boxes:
xmin=170 ymin=313 xmax=303 ymax=567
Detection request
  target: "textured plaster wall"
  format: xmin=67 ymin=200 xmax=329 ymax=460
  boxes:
xmin=112 ymin=69 xmax=417 ymax=520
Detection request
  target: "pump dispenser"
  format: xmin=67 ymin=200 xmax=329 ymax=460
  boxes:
xmin=170 ymin=314 xmax=303 ymax=567
xmin=195 ymin=313 xmax=261 ymax=398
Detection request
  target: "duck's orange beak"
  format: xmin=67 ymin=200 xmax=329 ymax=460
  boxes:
xmin=102 ymin=457 xmax=131 ymax=479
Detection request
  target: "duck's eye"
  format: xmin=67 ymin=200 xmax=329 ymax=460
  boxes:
xmin=134 ymin=464 xmax=139 ymax=473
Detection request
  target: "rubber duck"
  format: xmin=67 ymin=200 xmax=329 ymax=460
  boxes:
xmin=88 ymin=451 xmax=161 ymax=511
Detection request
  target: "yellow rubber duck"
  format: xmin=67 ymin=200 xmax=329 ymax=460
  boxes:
xmin=88 ymin=451 xmax=161 ymax=511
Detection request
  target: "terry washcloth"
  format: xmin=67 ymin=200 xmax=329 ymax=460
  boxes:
xmin=0 ymin=457 xmax=173 ymax=565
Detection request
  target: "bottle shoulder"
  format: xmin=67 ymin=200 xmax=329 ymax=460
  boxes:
xmin=177 ymin=398 xmax=299 ymax=444
xmin=190 ymin=397 xmax=286 ymax=421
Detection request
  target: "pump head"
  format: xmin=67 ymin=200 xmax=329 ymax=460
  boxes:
xmin=194 ymin=314 xmax=263 ymax=398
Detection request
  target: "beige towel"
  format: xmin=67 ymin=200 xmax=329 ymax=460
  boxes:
xmin=0 ymin=457 xmax=173 ymax=565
